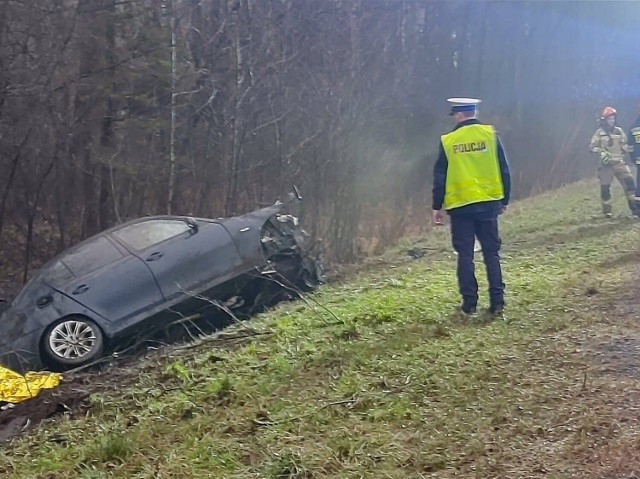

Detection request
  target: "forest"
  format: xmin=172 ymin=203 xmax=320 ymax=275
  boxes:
xmin=1 ymin=0 xmax=639 ymax=294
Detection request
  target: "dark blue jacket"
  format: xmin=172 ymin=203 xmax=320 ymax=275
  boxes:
xmin=432 ymin=119 xmax=511 ymax=219
xmin=628 ymin=116 xmax=640 ymax=164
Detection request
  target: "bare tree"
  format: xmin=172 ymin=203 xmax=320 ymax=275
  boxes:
xmin=1 ymin=0 xmax=640 ymax=290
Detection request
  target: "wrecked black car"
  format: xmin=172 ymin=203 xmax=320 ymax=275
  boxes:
xmin=0 ymin=198 xmax=322 ymax=372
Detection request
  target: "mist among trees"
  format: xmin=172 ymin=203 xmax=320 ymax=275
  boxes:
xmin=1 ymin=0 xmax=638 ymax=292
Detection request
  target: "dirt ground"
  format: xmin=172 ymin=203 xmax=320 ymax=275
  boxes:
xmin=0 ymin=324 xmax=261 ymax=444
xmin=0 ymin=353 xmax=145 ymax=443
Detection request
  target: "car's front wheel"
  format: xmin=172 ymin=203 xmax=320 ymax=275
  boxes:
xmin=42 ymin=316 xmax=104 ymax=370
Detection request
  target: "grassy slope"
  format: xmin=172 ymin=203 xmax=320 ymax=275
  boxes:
xmin=4 ymin=180 xmax=640 ymax=478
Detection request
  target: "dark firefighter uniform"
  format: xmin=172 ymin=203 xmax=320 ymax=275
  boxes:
xmin=432 ymin=99 xmax=511 ymax=315
xmin=628 ymin=110 xmax=640 ymax=199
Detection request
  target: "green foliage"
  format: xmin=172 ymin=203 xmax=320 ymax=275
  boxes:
xmin=164 ymin=360 xmax=192 ymax=386
xmin=206 ymin=375 xmax=233 ymax=400
xmin=80 ymin=433 xmax=134 ymax=466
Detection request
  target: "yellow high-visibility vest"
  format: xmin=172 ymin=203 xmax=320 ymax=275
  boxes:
xmin=441 ymin=123 xmax=504 ymax=210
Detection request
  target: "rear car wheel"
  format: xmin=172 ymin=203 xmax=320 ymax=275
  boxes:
xmin=42 ymin=316 xmax=104 ymax=369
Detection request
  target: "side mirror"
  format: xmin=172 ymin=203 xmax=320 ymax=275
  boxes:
xmin=185 ymin=217 xmax=199 ymax=233
xmin=287 ymin=185 xmax=302 ymax=203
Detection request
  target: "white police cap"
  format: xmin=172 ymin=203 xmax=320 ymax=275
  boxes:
xmin=447 ymin=97 xmax=481 ymax=115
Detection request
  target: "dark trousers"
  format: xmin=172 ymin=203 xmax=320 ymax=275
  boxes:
xmin=450 ymin=214 xmax=504 ymax=309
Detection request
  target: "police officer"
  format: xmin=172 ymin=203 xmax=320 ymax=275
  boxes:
xmin=432 ymin=98 xmax=511 ymax=316
xmin=589 ymin=106 xmax=637 ymax=218
xmin=628 ymin=102 xmax=640 ymax=200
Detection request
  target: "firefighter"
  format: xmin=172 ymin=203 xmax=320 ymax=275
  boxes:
xmin=589 ymin=106 xmax=637 ymax=218
xmin=628 ymin=102 xmax=640 ymax=200
xmin=432 ymin=98 xmax=511 ymax=316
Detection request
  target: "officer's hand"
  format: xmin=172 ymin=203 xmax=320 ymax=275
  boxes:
xmin=600 ymin=151 xmax=612 ymax=165
xmin=432 ymin=209 xmax=444 ymax=225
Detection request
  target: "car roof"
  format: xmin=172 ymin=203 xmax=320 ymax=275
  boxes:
xmin=25 ymin=203 xmax=285 ymax=283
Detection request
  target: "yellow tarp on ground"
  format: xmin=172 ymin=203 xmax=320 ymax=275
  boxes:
xmin=0 ymin=365 xmax=62 ymax=403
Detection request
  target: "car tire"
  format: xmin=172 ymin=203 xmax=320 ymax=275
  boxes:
xmin=42 ymin=316 xmax=104 ymax=369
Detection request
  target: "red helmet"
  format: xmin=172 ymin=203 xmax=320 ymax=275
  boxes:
xmin=601 ymin=106 xmax=617 ymax=119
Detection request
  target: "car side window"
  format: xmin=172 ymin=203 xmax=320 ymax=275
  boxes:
xmin=112 ymin=220 xmax=191 ymax=251
xmin=62 ymin=236 xmax=124 ymax=278
xmin=42 ymin=260 xmax=74 ymax=284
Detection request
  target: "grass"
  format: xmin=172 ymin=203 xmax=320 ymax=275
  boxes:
xmin=3 ymin=179 xmax=640 ymax=478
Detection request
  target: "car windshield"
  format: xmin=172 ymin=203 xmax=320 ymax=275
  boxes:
xmin=112 ymin=219 xmax=191 ymax=251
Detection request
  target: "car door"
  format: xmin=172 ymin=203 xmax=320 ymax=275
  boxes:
xmin=110 ymin=218 xmax=242 ymax=302
xmin=52 ymin=235 xmax=165 ymax=325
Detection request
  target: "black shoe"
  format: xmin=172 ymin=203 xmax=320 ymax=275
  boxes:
xmin=457 ymin=304 xmax=477 ymax=316
xmin=488 ymin=304 xmax=504 ymax=315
